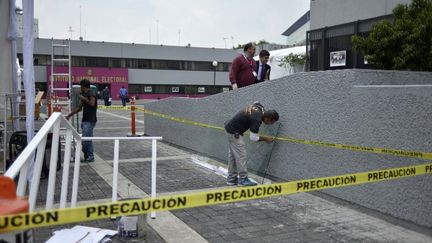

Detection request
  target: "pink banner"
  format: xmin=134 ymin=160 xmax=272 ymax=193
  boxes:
xmin=47 ymin=67 xmax=128 ymax=84
xmin=47 ymin=67 xmax=128 ymax=98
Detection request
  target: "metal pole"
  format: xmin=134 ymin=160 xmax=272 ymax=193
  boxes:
xmin=213 ymin=69 xmax=216 ymax=93
xmin=71 ymin=140 xmax=82 ymax=207
xmin=131 ymin=97 xmax=136 ymax=136
xmin=151 ymin=139 xmax=157 ymax=218
xmin=142 ymin=104 xmax=145 ymax=136
xmin=3 ymin=95 xmax=7 ymax=173
xmin=112 ymin=139 xmax=119 ymax=202
xmin=212 ymin=60 xmax=218 ymax=94
xmin=60 ymin=128 xmax=73 ymax=208
xmin=46 ymin=119 xmax=61 ymax=210
xmin=261 ymin=123 xmax=282 ymax=184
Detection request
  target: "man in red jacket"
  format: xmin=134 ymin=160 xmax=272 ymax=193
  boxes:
xmin=229 ymin=42 xmax=257 ymax=90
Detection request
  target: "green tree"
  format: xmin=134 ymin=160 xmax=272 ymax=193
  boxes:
xmin=278 ymin=53 xmax=307 ymax=68
xmin=352 ymin=0 xmax=432 ymax=71
xmin=256 ymin=40 xmax=270 ymax=45
xmin=234 ymin=40 xmax=270 ymax=50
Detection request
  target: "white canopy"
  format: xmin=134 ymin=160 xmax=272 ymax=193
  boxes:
xmin=255 ymin=45 xmax=306 ymax=80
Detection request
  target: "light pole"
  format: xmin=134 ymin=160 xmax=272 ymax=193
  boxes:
xmin=212 ymin=60 xmax=218 ymax=94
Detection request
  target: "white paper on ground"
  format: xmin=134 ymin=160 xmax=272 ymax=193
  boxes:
xmin=46 ymin=225 xmax=117 ymax=243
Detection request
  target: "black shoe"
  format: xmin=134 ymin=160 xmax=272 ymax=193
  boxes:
xmin=226 ymin=176 xmax=238 ymax=186
xmin=81 ymin=158 xmax=95 ymax=163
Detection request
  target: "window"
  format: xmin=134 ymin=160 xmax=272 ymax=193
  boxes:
xmin=171 ymin=87 xmax=180 ymax=93
xmin=137 ymin=59 xmax=151 ymax=68
xmin=128 ymin=84 xmax=142 ymax=93
xmin=222 ymin=63 xmax=230 ymax=72
xmin=110 ymin=58 xmax=122 ymax=68
xmin=153 ymin=60 xmax=181 ymax=70
xmin=72 ymin=56 xmax=86 ymax=67
xmin=86 ymin=57 xmax=108 ymax=67
xmin=190 ymin=61 xmax=212 ymax=71
xmin=33 ymin=55 xmax=50 ymax=65
xmin=145 ymin=86 xmax=153 ymax=93
xmin=198 ymin=87 xmax=205 ymax=93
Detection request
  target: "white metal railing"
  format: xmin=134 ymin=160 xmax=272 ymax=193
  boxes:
xmin=81 ymin=137 xmax=161 ymax=218
xmin=4 ymin=112 xmax=162 ymax=217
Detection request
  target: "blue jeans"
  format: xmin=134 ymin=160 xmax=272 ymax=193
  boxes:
xmin=121 ymin=97 xmax=127 ymax=106
xmin=81 ymin=122 xmax=96 ymax=160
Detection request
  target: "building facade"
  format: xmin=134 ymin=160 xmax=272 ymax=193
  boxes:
xmin=16 ymin=12 xmax=39 ymax=38
xmin=16 ymin=38 xmax=238 ymax=99
xmin=282 ymin=10 xmax=310 ymax=46
xmin=306 ymin=0 xmax=411 ymax=71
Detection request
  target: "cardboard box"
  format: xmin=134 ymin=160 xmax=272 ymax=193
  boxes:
xmin=19 ymin=91 xmax=44 ymax=120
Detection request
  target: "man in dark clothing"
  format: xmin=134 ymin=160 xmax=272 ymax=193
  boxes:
xmin=255 ymin=50 xmax=271 ymax=83
xmin=102 ymin=86 xmax=110 ymax=106
xmin=67 ymin=79 xmax=97 ymax=162
xmin=229 ymin=42 xmax=257 ymax=90
xmin=224 ymin=102 xmax=279 ymax=186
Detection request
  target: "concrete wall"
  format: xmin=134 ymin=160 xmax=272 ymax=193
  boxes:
xmin=143 ymin=69 xmax=432 ymax=228
xmin=310 ymin=0 xmax=411 ymax=30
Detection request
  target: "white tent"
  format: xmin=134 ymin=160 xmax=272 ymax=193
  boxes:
xmin=254 ymin=45 xmax=306 ymax=80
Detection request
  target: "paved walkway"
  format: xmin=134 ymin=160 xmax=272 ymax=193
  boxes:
xmin=31 ymin=108 xmax=432 ymax=242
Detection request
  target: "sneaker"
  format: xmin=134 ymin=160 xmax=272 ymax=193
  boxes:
xmin=81 ymin=158 xmax=95 ymax=163
xmin=226 ymin=176 xmax=238 ymax=186
xmin=238 ymin=177 xmax=257 ymax=186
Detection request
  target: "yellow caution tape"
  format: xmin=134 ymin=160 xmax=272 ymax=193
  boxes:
xmin=98 ymin=105 xmax=432 ymax=160
xmin=1 ymin=163 xmax=431 ymax=233
xmin=98 ymin=105 xmax=130 ymax=110
xmin=134 ymin=106 xmax=225 ymax=131
xmin=274 ymin=137 xmax=432 ymax=160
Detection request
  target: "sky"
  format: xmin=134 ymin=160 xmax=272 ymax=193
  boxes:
xmin=19 ymin=0 xmax=310 ymax=49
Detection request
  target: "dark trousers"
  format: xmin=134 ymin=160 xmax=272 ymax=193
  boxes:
xmin=81 ymin=122 xmax=96 ymax=160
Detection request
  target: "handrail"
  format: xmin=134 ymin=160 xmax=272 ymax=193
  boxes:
xmin=81 ymin=136 xmax=162 ymax=140
xmin=61 ymin=116 xmax=82 ymax=139
xmin=4 ymin=112 xmax=162 ymax=218
xmin=5 ymin=112 xmax=62 ymax=179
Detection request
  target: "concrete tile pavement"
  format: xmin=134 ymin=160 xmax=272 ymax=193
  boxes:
xmin=91 ymin=140 xmax=432 ymax=242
